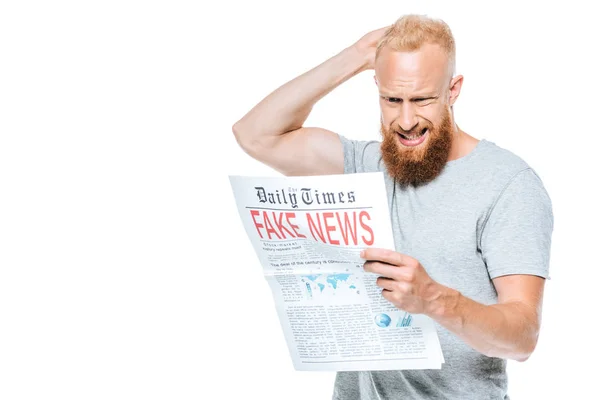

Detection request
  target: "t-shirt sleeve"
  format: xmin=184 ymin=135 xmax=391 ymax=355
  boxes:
xmin=338 ymin=134 xmax=382 ymax=174
xmin=479 ymin=168 xmax=554 ymax=280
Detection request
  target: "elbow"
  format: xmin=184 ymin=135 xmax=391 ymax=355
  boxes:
xmin=514 ymin=337 xmax=539 ymax=363
xmin=231 ymin=121 xmax=245 ymax=147
xmin=515 ymin=353 xmax=532 ymax=363
xmin=485 ymin=346 xmax=534 ymax=363
xmin=231 ymin=121 xmax=265 ymax=159
xmin=232 ymin=121 xmax=254 ymax=154
xmin=482 ymin=336 xmax=538 ymax=362
xmin=512 ymin=310 xmax=542 ymax=362
xmin=514 ymin=352 xmax=532 ymax=363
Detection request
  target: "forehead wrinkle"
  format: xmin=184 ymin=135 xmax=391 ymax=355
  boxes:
xmin=376 ymin=44 xmax=449 ymax=97
xmin=379 ymin=77 xmax=436 ymax=97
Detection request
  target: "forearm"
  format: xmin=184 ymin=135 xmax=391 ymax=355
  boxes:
xmin=233 ymin=45 xmax=367 ymax=145
xmin=427 ymin=285 xmax=539 ymax=361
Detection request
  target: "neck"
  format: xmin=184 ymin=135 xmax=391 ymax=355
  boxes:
xmin=447 ymin=124 xmax=478 ymax=162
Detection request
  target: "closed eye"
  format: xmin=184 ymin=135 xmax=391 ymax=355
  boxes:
xmin=382 ymin=96 xmax=436 ymax=104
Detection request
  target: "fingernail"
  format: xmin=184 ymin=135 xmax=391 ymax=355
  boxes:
xmin=360 ymin=250 xmax=365 ymax=258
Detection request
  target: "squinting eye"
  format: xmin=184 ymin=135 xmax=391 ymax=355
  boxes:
xmin=416 ymin=99 xmax=433 ymax=105
xmin=386 ymin=97 xmax=401 ymax=103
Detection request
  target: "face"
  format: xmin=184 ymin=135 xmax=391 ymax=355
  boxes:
xmin=375 ymin=43 xmax=461 ymax=187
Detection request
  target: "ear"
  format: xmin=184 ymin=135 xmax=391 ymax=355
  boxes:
xmin=448 ymin=75 xmax=463 ymax=106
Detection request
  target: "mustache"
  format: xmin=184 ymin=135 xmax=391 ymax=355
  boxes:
xmin=386 ymin=124 xmax=431 ymax=136
xmin=396 ymin=127 xmax=428 ymax=136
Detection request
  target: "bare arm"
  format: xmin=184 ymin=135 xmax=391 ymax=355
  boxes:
xmin=232 ymin=26 xmax=390 ymax=176
xmin=429 ymin=274 xmax=545 ymax=361
xmin=363 ymin=247 xmax=546 ymax=362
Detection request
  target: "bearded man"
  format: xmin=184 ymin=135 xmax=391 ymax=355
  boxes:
xmin=232 ymin=14 xmax=554 ymax=400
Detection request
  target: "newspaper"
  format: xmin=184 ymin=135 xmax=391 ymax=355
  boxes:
xmin=229 ymin=172 xmax=444 ymax=371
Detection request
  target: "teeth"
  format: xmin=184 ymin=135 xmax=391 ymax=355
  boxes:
xmin=399 ymin=129 xmax=426 ymax=140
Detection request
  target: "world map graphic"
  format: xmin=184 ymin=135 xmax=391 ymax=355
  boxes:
xmin=300 ymin=273 xmax=360 ymax=299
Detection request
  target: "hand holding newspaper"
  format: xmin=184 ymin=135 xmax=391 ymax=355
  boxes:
xmin=229 ymin=172 xmax=444 ymax=371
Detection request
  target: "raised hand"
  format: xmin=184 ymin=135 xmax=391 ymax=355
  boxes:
xmin=351 ymin=25 xmax=391 ymax=71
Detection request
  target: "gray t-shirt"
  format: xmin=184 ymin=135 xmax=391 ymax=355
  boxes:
xmin=333 ymin=136 xmax=554 ymax=400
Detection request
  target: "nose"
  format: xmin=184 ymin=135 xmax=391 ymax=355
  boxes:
xmin=397 ymin=104 xmax=418 ymax=132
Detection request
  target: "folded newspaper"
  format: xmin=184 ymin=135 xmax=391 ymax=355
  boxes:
xmin=229 ymin=172 xmax=444 ymax=371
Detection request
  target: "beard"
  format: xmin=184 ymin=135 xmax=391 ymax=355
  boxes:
xmin=380 ymin=107 xmax=454 ymax=188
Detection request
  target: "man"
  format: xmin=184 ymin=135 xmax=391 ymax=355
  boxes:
xmin=232 ymin=14 xmax=554 ymax=400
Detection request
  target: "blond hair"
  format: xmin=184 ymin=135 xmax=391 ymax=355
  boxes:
xmin=376 ymin=14 xmax=456 ymax=77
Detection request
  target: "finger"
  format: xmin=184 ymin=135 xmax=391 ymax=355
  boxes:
xmin=361 ymin=248 xmax=417 ymax=267
xmin=377 ymin=277 xmax=413 ymax=294
xmin=364 ymin=261 xmax=401 ymax=279
xmin=381 ymin=288 xmax=396 ymax=303
xmin=366 ymin=261 xmax=419 ymax=284
xmin=376 ymin=276 xmax=396 ymax=291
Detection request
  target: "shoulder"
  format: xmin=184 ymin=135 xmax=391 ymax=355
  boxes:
xmin=476 ymin=139 xmax=533 ymax=182
xmin=470 ymin=139 xmax=552 ymax=203
xmin=476 ymin=140 xmax=554 ymax=242
xmin=468 ymin=139 xmax=553 ymax=229
xmin=338 ymin=134 xmax=384 ymax=174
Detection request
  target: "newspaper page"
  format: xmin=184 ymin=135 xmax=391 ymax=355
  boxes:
xmin=229 ymin=172 xmax=444 ymax=371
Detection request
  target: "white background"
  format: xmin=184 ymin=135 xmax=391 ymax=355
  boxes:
xmin=1 ymin=1 xmax=598 ymax=399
